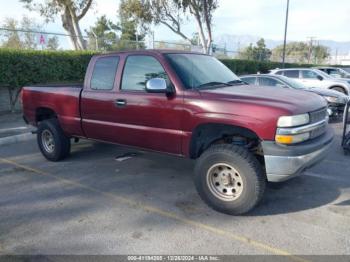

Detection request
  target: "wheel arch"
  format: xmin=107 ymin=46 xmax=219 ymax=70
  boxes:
xmin=189 ymin=123 xmax=261 ymax=159
xmin=329 ymin=85 xmax=348 ymax=95
xmin=35 ymin=107 xmax=57 ymax=124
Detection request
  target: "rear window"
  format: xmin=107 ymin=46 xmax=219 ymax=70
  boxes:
xmin=91 ymin=56 xmax=119 ymax=90
xmin=284 ymin=70 xmax=299 ymax=78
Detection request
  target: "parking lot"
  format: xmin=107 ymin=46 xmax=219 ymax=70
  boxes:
xmin=0 ymin=122 xmax=349 ymax=258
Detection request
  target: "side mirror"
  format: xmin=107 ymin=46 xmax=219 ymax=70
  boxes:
xmin=317 ymin=75 xmax=324 ymax=81
xmin=146 ymin=78 xmax=170 ymax=94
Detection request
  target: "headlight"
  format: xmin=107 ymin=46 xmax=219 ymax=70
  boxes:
xmin=324 ymin=96 xmax=339 ymax=103
xmin=277 ymin=113 xmax=310 ymax=127
xmin=275 ymin=133 xmax=310 ymax=144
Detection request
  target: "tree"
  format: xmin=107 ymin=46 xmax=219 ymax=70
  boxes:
xmin=0 ymin=18 xmax=23 ymax=49
xmin=271 ymin=42 xmax=330 ymax=64
xmin=238 ymin=38 xmax=271 ymax=61
xmin=120 ymin=0 xmax=218 ymax=54
xmin=117 ymin=0 xmax=146 ymax=50
xmin=85 ymin=16 xmax=119 ymax=51
xmin=47 ymin=36 xmax=60 ymax=50
xmin=0 ymin=16 xmax=43 ymax=49
xmin=20 ymin=0 xmax=93 ymax=50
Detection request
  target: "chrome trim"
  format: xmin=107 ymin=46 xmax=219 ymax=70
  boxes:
xmin=277 ymin=119 xmax=327 ymax=135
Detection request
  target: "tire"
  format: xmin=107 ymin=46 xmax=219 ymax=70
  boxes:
xmin=37 ymin=119 xmax=71 ymax=161
xmin=194 ymin=144 xmax=266 ymax=215
xmin=331 ymin=86 xmax=347 ymax=95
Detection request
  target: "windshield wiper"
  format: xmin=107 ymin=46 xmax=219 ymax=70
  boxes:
xmin=196 ymin=81 xmax=232 ymax=89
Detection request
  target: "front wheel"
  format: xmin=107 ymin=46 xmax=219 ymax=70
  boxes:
xmin=37 ymin=119 xmax=71 ymax=161
xmin=194 ymin=144 xmax=266 ymax=215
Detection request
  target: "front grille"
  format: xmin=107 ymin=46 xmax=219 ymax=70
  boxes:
xmin=310 ymin=123 xmax=327 ymax=139
xmin=308 ymin=108 xmax=328 ymax=140
xmin=309 ymin=108 xmax=327 ymax=124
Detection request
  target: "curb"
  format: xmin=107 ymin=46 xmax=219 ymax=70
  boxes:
xmin=0 ymin=133 xmax=35 ymax=146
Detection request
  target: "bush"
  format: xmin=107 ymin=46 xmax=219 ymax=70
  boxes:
xmin=0 ymin=49 xmax=322 ymax=112
xmin=0 ymin=49 xmax=96 ymax=88
xmin=220 ymin=59 xmax=313 ymax=75
xmin=0 ymin=49 xmax=96 ymax=112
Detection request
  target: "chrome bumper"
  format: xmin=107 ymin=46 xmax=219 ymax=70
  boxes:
xmin=262 ymin=128 xmax=334 ymax=182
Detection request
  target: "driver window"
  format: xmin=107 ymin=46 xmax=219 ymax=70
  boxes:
xmin=122 ymin=55 xmax=169 ymax=91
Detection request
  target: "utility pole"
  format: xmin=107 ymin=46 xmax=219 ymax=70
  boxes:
xmin=282 ymin=0 xmax=290 ymax=68
xmin=307 ymin=36 xmax=316 ymax=64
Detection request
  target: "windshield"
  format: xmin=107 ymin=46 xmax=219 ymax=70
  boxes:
xmin=277 ymin=75 xmax=306 ymax=89
xmin=337 ymin=68 xmax=350 ymax=77
xmin=165 ymin=53 xmax=241 ymax=89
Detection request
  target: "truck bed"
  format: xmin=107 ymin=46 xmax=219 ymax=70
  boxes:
xmin=22 ymin=84 xmax=84 ymax=137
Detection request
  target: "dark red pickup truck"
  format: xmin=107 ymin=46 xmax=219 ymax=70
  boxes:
xmin=22 ymin=50 xmax=333 ymax=214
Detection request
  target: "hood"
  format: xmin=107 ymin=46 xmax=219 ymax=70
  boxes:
xmin=199 ymin=85 xmax=327 ymax=115
xmin=302 ymin=87 xmax=346 ymax=98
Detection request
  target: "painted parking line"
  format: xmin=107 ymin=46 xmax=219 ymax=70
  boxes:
xmin=304 ymin=171 xmax=350 ymax=183
xmin=0 ymin=157 xmax=309 ymax=262
xmin=0 ymin=127 xmax=28 ymax=133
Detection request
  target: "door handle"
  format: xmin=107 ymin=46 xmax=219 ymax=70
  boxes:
xmin=115 ymin=99 xmax=127 ymax=107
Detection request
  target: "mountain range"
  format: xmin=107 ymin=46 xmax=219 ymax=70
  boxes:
xmin=215 ymin=34 xmax=350 ymax=55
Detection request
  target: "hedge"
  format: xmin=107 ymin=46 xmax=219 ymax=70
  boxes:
xmin=220 ymin=59 xmax=313 ymax=75
xmin=0 ymin=49 xmax=320 ymax=90
xmin=0 ymin=49 xmax=96 ymax=89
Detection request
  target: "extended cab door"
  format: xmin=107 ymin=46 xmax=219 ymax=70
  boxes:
xmin=80 ymin=55 xmax=124 ymax=143
xmin=111 ymin=54 xmax=183 ymax=154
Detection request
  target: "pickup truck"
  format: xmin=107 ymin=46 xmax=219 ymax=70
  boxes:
xmin=22 ymin=50 xmax=334 ymax=215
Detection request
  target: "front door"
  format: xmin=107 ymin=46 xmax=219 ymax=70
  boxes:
xmin=113 ymin=55 xmax=183 ymax=155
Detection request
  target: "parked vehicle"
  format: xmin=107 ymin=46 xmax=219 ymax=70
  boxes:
xmin=22 ymin=51 xmax=333 ymax=215
xmin=269 ymin=68 xmax=350 ymax=95
xmin=316 ymin=67 xmax=350 ymax=79
xmin=240 ymin=74 xmax=348 ymax=118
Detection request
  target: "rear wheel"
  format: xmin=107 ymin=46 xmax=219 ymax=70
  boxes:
xmin=37 ymin=119 xmax=71 ymax=161
xmin=194 ymin=144 xmax=266 ymax=215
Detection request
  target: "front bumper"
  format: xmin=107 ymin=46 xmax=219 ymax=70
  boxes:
xmin=262 ymin=127 xmax=334 ymax=182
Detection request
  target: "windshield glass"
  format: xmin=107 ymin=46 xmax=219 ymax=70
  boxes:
xmin=278 ymin=75 xmax=306 ymax=89
xmin=337 ymin=68 xmax=350 ymax=77
xmin=165 ymin=53 xmax=240 ymax=89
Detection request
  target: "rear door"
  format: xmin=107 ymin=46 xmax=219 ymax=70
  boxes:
xmin=80 ymin=55 xmax=124 ymax=143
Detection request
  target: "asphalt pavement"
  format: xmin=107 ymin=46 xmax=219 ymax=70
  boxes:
xmin=0 ymin=122 xmax=349 ymax=258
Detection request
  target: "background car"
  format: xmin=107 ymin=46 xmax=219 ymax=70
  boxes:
xmin=240 ymin=74 xmax=348 ymax=118
xmin=269 ymin=68 xmax=350 ymax=95
xmin=316 ymin=67 xmax=350 ymax=79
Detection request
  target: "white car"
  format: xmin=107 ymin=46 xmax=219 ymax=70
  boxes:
xmin=269 ymin=68 xmax=350 ymax=95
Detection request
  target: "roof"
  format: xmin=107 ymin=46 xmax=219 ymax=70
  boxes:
xmin=97 ymin=49 xmax=205 ymax=56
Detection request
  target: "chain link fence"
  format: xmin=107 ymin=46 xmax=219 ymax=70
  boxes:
xmin=0 ymin=27 xmax=344 ymax=65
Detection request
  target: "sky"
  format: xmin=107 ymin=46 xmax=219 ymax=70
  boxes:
xmin=0 ymin=0 xmax=349 ymax=44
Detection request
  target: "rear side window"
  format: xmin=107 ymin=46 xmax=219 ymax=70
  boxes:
xmin=284 ymin=70 xmax=299 ymax=78
xmin=121 ymin=55 xmax=168 ymax=91
xmin=241 ymin=77 xmax=256 ymax=85
xmin=91 ymin=56 xmax=119 ymax=90
xmin=275 ymin=71 xmax=283 ymax=75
